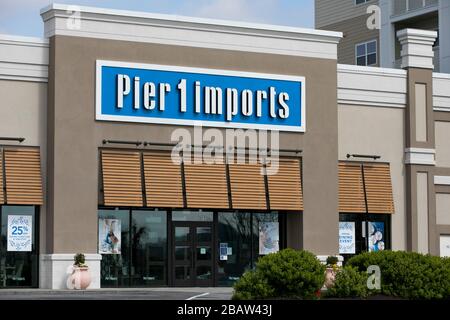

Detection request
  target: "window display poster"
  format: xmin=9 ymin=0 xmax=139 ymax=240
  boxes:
xmin=220 ymin=243 xmax=228 ymax=261
xmin=7 ymin=215 xmax=32 ymax=252
xmin=259 ymin=222 xmax=279 ymax=255
xmin=368 ymin=222 xmax=385 ymax=252
xmin=339 ymin=222 xmax=355 ymax=254
xmin=99 ymin=218 xmax=121 ymax=254
xmin=440 ymin=236 xmax=450 ymax=258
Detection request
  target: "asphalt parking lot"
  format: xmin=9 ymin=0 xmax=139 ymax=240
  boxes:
xmin=0 ymin=287 xmax=233 ymax=300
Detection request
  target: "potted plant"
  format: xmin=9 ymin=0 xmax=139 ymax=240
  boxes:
xmin=69 ymin=253 xmax=92 ymax=290
xmin=324 ymin=255 xmax=339 ymax=289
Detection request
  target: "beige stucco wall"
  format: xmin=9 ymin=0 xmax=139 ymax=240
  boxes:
xmin=416 ymin=172 xmax=429 ymax=254
xmin=0 ymin=79 xmax=47 ymax=253
xmin=338 ymin=104 xmax=406 ymax=250
xmin=435 ymin=121 xmax=450 ymax=168
xmin=436 ymin=193 xmax=450 ymax=225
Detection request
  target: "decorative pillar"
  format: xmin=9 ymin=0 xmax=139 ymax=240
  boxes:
xmin=397 ymin=28 xmax=438 ymax=254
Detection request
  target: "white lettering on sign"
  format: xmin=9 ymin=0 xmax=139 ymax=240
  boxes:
xmin=116 ymin=76 xmax=291 ymax=122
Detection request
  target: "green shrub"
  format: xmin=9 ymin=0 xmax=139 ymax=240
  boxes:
xmin=348 ymin=251 xmax=450 ymax=299
xmin=73 ymin=253 xmax=87 ymax=267
xmin=232 ymin=249 xmax=325 ymax=300
xmin=326 ymin=256 xmax=339 ymax=266
xmin=326 ymin=266 xmax=369 ymax=299
xmin=232 ymin=271 xmax=275 ymax=300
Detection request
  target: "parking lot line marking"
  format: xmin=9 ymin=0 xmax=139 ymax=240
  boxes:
xmin=186 ymin=292 xmax=210 ymax=300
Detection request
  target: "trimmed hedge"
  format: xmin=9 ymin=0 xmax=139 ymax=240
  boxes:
xmin=347 ymin=251 xmax=450 ymax=299
xmin=232 ymin=249 xmax=325 ymax=300
xmin=325 ymin=266 xmax=369 ymax=299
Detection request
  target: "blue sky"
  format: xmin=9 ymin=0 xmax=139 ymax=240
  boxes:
xmin=0 ymin=0 xmax=315 ymax=38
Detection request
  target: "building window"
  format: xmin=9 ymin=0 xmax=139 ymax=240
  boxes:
xmin=355 ymin=0 xmax=370 ymax=5
xmin=218 ymin=211 xmax=281 ymax=286
xmin=339 ymin=213 xmax=391 ymax=263
xmin=356 ymin=40 xmax=377 ymax=66
xmin=99 ymin=208 xmax=285 ymax=287
xmin=0 ymin=206 xmax=39 ymax=288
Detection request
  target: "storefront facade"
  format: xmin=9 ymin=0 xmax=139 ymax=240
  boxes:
xmin=0 ymin=4 xmax=449 ymax=289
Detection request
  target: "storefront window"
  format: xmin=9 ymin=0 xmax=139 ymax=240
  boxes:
xmin=253 ymin=213 xmax=280 ymax=261
xmin=172 ymin=210 xmax=213 ymax=222
xmin=218 ymin=212 xmax=252 ymax=286
xmin=131 ymin=210 xmax=167 ymax=286
xmin=98 ymin=209 xmax=283 ymax=287
xmin=218 ymin=211 xmax=280 ymax=286
xmin=99 ymin=209 xmax=129 ymax=287
xmin=0 ymin=206 xmax=38 ymax=288
xmin=339 ymin=213 xmax=391 ymax=262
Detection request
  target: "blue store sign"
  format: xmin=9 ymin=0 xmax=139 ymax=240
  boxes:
xmin=96 ymin=60 xmax=305 ymax=132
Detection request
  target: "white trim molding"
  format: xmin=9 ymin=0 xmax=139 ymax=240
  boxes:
xmin=337 ymin=64 xmax=407 ymax=108
xmin=0 ymin=34 xmax=49 ymax=82
xmin=405 ymin=148 xmax=436 ymax=165
xmin=434 ymin=176 xmax=450 ymax=186
xmin=433 ymin=73 xmax=450 ymax=112
xmin=40 ymin=3 xmax=342 ymax=60
xmin=397 ymin=28 xmax=438 ymax=69
xmin=40 ymin=254 xmax=102 ymax=289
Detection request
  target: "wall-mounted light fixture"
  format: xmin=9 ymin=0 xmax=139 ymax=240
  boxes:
xmin=346 ymin=154 xmax=381 ymax=160
xmin=102 ymin=139 xmax=142 ymax=146
xmin=0 ymin=137 xmax=25 ymax=143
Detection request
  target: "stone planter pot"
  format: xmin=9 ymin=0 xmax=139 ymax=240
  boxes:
xmin=70 ymin=266 xmax=91 ymax=290
xmin=324 ymin=267 xmax=337 ymax=288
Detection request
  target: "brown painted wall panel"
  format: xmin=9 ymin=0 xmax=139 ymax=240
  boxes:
xmin=363 ymin=163 xmax=395 ymax=214
xmin=184 ymin=157 xmax=229 ymax=209
xmin=229 ymin=163 xmax=267 ymax=210
xmin=143 ymin=152 xmax=184 ymax=208
xmin=339 ymin=162 xmax=365 ymax=213
xmin=4 ymin=148 xmax=43 ymax=205
xmin=48 ymin=35 xmax=338 ymax=254
xmin=268 ymin=158 xmax=303 ymax=211
xmin=0 ymin=150 xmax=4 ymax=204
xmin=101 ymin=150 xmax=143 ymax=207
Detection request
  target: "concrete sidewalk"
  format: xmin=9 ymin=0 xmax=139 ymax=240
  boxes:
xmin=0 ymin=287 xmax=233 ymax=300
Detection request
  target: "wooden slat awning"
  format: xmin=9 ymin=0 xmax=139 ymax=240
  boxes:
xmin=184 ymin=154 xmax=229 ymax=209
xmin=143 ymin=152 xmax=184 ymax=208
xmin=363 ymin=163 xmax=395 ymax=214
xmin=338 ymin=162 xmax=365 ymax=213
xmin=4 ymin=148 xmax=43 ymax=205
xmin=229 ymin=162 xmax=267 ymax=210
xmin=267 ymin=158 xmax=303 ymax=210
xmin=101 ymin=150 xmax=143 ymax=207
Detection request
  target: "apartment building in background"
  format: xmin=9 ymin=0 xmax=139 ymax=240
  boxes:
xmin=315 ymin=0 xmax=450 ymax=72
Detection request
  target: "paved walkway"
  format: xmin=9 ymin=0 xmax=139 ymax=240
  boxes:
xmin=0 ymin=287 xmax=233 ymax=300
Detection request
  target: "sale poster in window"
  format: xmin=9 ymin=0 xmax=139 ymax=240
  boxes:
xmin=259 ymin=222 xmax=279 ymax=255
xmin=99 ymin=218 xmax=121 ymax=254
xmin=339 ymin=222 xmax=356 ymax=254
xmin=7 ymin=215 xmax=32 ymax=252
xmin=369 ymin=222 xmax=385 ymax=252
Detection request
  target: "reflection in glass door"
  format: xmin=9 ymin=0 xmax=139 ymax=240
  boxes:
xmin=172 ymin=222 xmax=213 ymax=287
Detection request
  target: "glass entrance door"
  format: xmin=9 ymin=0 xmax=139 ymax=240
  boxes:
xmin=172 ymin=222 xmax=213 ymax=287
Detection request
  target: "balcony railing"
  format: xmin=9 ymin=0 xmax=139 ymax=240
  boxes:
xmin=392 ymin=0 xmax=438 ymax=16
